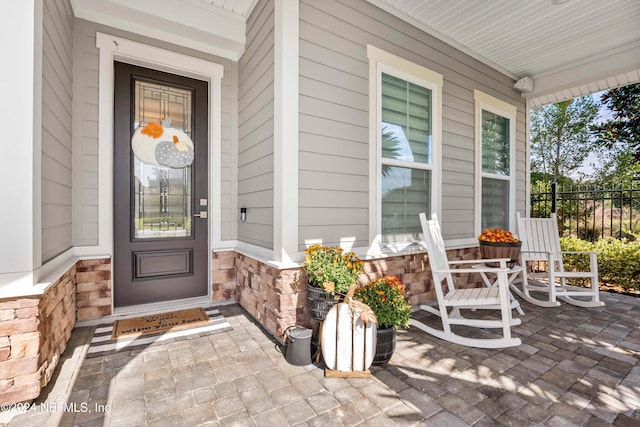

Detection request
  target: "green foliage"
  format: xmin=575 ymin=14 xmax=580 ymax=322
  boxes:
xmin=558 ymin=237 xmax=595 ymax=283
xmin=559 ymin=236 xmax=640 ymax=291
xmin=303 ymin=245 xmax=364 ymax=294
xmin=530 ymin=172 xmax=574 ymax=188
xmin=594 ymin=238 xmax=640 ymax=291
xmin=591 ymin=82 xmax=640 ymax=163
xmin=355 ymin=276 xmax=412 ymax=329
xmin=588 ymin=144 xmax=640 ymax=185
xmin=531 ymin=96 xmax=599 ymax=182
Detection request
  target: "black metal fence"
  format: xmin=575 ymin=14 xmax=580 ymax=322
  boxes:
xmin=530 ymin=181 xmax=640 ymax=241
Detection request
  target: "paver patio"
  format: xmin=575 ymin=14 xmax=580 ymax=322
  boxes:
xmin=4 ymin=290 xmax=640 ymax=426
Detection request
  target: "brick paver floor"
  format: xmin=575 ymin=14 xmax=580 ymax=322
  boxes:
xmin=5 ymin=290 xmax=640 ymax=426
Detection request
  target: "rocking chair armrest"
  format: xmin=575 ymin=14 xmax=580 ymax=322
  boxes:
xmin=520 ymin=249 xmax=552 ymax=255
xmin=521 ymin=249 xmax=555 ymax=261
xmin=560 ymin=251 xmax=598 ymax=268
xmin=447 ymin=258 xmax=510 ymax=266
xmin=434 ymin=266 xmax=510 ymax=275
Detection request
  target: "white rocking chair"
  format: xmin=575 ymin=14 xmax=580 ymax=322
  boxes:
xmin=514 ymin=212 xmax=603 ymax=308
xmin=411 ymin=213 xmax=521 ymax=349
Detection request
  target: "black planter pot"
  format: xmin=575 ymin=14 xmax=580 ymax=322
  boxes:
xmin=306 ymin=283 xmax=339 ymax=321
xmin=372 ymin=326 xmax=396 ymax=366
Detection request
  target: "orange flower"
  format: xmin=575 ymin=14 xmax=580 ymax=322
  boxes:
xmin=478 ymin=228 xmax=519 ymax=243
xmin=354 ymin=275 xmax=412 ymax=329
xmin=140 ymin=122 xmax=164 ymax=138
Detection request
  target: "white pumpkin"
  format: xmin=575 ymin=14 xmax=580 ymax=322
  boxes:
xmin=131 ymin=122 xmax=194 ymax=168
xmin=321 ymin=302 xmax=377 ymax=372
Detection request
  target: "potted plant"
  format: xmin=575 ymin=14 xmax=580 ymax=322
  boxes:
xmin=478 ymin=228 xmax=522 ymax=267
xmin=354 ymin=275 xmax=412 ymax=365
xmin=303 ymin=244 xmax=364 ymax=320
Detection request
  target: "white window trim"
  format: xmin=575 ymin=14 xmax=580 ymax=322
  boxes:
xmin=367 ymin=45 xmax=443 ymax=255
xmin=474 ymin=90 xmax=517 ymax=235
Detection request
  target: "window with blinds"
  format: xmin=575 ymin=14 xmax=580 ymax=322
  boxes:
xmin=474 ymin=90 xmax=517 ymax=235
xmin=480 ymin=108 xmax=512 ymax=230
xmin=380 ymin=72 xmax=433 ymax=245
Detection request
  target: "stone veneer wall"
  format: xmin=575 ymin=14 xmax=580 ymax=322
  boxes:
xmin=76 ymin=258 xmax=112 ymax=321
xmin=212 ymin=251 xmax=237 ymax=302
xmin=0 ymin=257 xmax=111 ymax=404
xmin=0 ymin=268 xmax=76 ymax=404
xmin=232 ymin=247 xmax=481 ymax=339
xmin=362 ymin=247 xmax=482 ymax=306
xmin=234 ymin=253 xmax=306 ymax=338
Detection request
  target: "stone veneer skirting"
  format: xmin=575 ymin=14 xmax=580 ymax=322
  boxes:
xmin=76 ymin=259 xmax=112 ymax=321
xmin=2 ymin=247 xmax=481 ymax=404
xmin=0 ymin=258 xmax=111 ymax=404
xmin=227 ymin=247 xmax=482 ymax=340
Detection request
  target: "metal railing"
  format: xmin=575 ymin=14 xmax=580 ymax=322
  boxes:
xmin=530 ymin=181 xmax=640 ymax=241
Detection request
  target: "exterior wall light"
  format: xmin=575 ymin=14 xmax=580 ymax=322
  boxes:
xmin=240 ymin=207 xmax=247 ymax=222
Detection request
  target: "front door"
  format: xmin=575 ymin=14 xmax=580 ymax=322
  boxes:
xmin=113 ymin=62 xmax=209 ymax=307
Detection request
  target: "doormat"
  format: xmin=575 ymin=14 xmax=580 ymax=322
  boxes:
xmin=86 ymin=307 xmax=232 ymax=358
xmin=112 ymin=307 xmax=209 ymax=339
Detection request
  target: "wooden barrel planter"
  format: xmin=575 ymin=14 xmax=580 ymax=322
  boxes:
xmin=372 ymin=326 xmax=396 ymax=366
xmin=307 ymin=284 xmax=340 ymax=321
xmin=479 ymin=240 xmax=522 ymax=268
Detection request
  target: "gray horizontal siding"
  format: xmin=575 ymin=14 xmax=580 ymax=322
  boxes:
xmin=237 ymin=0 xmax=274 ymax=250
xmin=73 ymin=18 xmax=237 ymax=246
xmin=73 ymin=21 xmax=102 ymax=246
xmin=42 ymin=0 xmax=74 ymax=262
xmin=299 ymin=0 xmax=526 ymax=246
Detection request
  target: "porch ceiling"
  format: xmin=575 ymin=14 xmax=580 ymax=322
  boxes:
xmin=368 ymin=0 xmax=640 ymax=106
xmin=71 ymin=0 xmax=258 ymax=60
xmin=72 ymin=0 xmax=640 ymax=106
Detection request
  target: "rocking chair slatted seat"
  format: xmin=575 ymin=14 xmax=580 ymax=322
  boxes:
xmin=514 ymin=212 xmax=603 ymax=308
xmin=411 ymin=213 xmax=521 ymax=349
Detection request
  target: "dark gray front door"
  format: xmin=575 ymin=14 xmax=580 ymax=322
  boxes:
xmin=113 ymin=62 xmax=209 ymax=307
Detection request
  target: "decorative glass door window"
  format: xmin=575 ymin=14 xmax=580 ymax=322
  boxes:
xmin=132 ymin=80 xmax=194 ymax=239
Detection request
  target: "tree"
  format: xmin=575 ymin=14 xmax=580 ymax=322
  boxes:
xmin=591 ymin=82 xmax=640 ymax=163
xmin=530 ymin=96 xmax=599 ymax=183
xmin=587 ymin=146 xmax=640 ymax=186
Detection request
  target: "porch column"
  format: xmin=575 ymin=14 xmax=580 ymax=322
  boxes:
xmin=0 ymin=0 xmax=43 ymax=278
xmin=273 ymin=0 xmax=299 ymax=264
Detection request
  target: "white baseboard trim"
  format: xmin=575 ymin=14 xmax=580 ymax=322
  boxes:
xmin=0 ymin=249 xmax=111 ymax=299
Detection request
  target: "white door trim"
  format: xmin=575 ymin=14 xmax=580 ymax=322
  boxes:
xmin=96 ymin=33 xmax=224 ymax=304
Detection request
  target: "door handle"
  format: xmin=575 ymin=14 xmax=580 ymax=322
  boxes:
xmin=194 ymin=211 xmax=207 ymax=218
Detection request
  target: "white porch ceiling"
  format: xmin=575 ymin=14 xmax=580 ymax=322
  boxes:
xmin=71 ymin=0 xmax=258 ymax=60
xmin=72 ymin=0 xmax=640 ymax=106
xmin=367 ymin=0 xmax=640 ymax=106
xmin=195 ymin=0 xmax=257 ymax=17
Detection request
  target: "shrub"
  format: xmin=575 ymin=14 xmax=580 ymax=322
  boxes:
xmin=559 ymin=236 xmax=594 ymax=285
xmin=560 ymin=236 xmax=640 ymax=292
xmin=594 ymin=238 xmax=640 ymax=291
xmin=355 ymin=276 xmax=412 ymax=329
xmin=303 ymin=244 xmax=364 ymax=294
